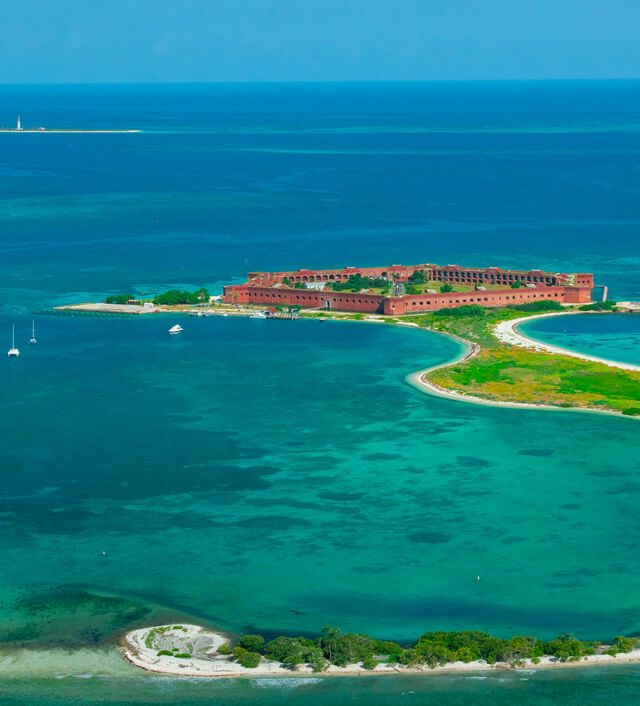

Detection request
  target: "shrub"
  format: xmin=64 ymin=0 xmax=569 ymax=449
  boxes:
xmin=509 ymin=300 xmax=564 ymax=312
xmin=510 ymin=282 xmax=522 ymax=289
xmin=238 ymin=651 xmax=262 ymax=668
xmin=622 ymin=408 xmax=640 ymax=416
xmin=218 ymin=643 xmax=231 ymax=655
xmin=362 ymin=655 xmax=378 ymax=670
xmin=157 ymin=650 xmax=173 ymax=656
xmin=105 ymin=294 xmax=135 ymax=304
xmin=238 ymin=634 xmax=265 ymax=653
xmin=440 ymin=283 xmax=454 ymax=293
xmin=579 ymin=300 xmax=617 ymax=312
xmin=433 ymin=305 xmax=485 ymax=318
xmin=174 ymin=653 xmax=191 ymax=659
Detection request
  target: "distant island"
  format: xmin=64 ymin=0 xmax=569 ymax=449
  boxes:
xmin=122 ymin=624 xmax=640 ymax=678
xmin=0 ymin=115 xmax=140 ymax=133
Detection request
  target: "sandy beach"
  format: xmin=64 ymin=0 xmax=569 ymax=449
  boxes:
xmin=493 ymin=312 xmax=640 ymax=372
xmin=122 ymin=624 xmax=640 ymax=679
xmin=406 ymin=311 xmax=640 ymax=418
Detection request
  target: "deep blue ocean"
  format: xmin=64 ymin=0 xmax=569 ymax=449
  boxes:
xmin=1 ymin=82 xmax=640 ymax=703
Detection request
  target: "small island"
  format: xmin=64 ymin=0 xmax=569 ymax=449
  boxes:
xmin=123 ymin=624 xmax=640 ymax=678
xmin=54 ymin=260 xmax=640 ymax=419
xmin=0 ymin=115 xmax=140 ymax=133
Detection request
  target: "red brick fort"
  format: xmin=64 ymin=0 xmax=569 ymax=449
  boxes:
xmin=223 ymin=263 xmax=593 ymax=314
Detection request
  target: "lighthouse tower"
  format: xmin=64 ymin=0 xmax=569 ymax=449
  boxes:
xmin=17 ymin=116 xmax=21 ymax=131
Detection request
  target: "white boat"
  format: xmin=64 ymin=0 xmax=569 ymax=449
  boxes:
xmin=250 ymin=311 xmax=267 ymax=319
xmin=168 ymin=324 xmax=183 ymax=335
xmin=29 ymin=320 xmax=37 ymax=345
xmin=7 ymin=324 xmax=19 ymax=357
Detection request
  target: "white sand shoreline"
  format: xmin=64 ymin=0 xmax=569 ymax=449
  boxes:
xmin=122 ymin=624 xmax=640 ymax=679
xmin=494 ymin=311 xmax=640 ymax=372
xmin=406 ymin=311 xmax=640 ymax=419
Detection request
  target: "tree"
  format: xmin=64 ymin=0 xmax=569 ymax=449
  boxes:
xmin=105 ymin=294 xmax=135 ymax=304
xmin=440 ymin=283 xmax=453 ymax=293
xmin=238 ymin=650 xmax=262 ymax=668
xmin=510 ymin=281 xmax=522 ymax=289
xmin=238 ymin=635 xmax=264 ymax=653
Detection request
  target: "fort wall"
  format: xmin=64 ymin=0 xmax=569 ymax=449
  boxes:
xmin=223 ymin=261 xmax=594 ymax=314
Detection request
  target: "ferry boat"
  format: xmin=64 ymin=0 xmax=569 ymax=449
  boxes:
xmin=250 ymin=311 xmax=267 ymax=319
xmin=7 ymin=324 xmax=19 ymax=357
xmin=29 ymin=320 xmax=37 ymax=345
xmin=168 ymin=324 xmax=184 ymax=334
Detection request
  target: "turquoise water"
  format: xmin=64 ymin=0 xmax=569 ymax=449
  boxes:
xmin=1 ymin=82 xmax=640 ymax=702
xmin=3 ymin=666 xmax=640 ymax=705
xmin=521 ymin=313 xmax=640 ymax=367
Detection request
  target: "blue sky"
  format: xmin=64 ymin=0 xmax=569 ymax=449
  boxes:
xmin=1 ymin=0 xmax=638 ymax=83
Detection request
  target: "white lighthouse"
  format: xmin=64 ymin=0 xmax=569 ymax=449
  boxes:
xmin=17 ymin=116 xmax=21 ymax=131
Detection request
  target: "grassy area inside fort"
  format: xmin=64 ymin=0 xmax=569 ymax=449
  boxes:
xmin=402 ymin=302 xmax=640 ymax=416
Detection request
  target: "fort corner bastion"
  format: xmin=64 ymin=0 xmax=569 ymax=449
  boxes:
xmin=222 ymin=263 xmax=594 ymax=314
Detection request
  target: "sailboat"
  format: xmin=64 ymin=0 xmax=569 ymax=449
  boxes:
xmin=7 ymin=324 xmax=19 ymax=357
xmin=29 ymin=320 xmax=37 ymax=345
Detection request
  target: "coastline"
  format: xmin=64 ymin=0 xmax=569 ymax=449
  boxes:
xmin=121 ymin=624 xmax=640 ymax=680
xmin=406 ymin=311 xmax=640 ymax=419
xmin=497 ymin=312 xmax=640 ymax=372
xmin=51 ymin=300 xmax=639 ymax=418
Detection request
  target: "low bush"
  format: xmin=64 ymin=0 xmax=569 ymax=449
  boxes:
xmin=509 ymin=300 xmax=564 ymax=312
xmin=238 ymin=651 xmax=262 ymax=668
xmin=433 ymin=305 xmax=485 ymax=318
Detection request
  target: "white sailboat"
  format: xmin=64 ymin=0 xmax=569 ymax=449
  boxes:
xmin=169 ymin=324 xmax=183 ymax=335
xmin=7 ymin=324 xmax=19 ymax=357
xmin=29 ymin=320 xmax=37 ymax=345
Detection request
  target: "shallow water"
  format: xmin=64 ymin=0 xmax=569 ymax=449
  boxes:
xmin=2 ymin=313 xmax=640 ymax=646
xmin=3 ymin=665 xmax=640 ymax=705
xmin=1 ymin=82 xmax=640 ymax=701
xmin=521 ymin=313 xmax=640 ymax=367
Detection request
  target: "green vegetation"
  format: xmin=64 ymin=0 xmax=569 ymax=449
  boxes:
xmin=174 ymin=653 xmax=191 ymax=659
xmin=408 ymin=269 xmax=428 ymax=284
xmin=509 ymin=300 xmax=565 ymax=312
xmin=104 ymin=294 xmax=134 ymax=304
xmin=153 ymin=288 xmax=209 ymax=306
xmin=579 ymin=300 xmax=617 ymax=312
xmin=233 ymin=646 xmax=262 ymax=668
xmin=238 ymin=634 xmax=265 ymax=652
xmin=604 ymin=636 xmax=640 ymax=656
xmin=434 ymin=305 xmax=485 ymax=318
xmin=440 ymin=283 xmax=454 ymax=293
xmin=229 ymin=626 xmax=638 ymax=670
xmin=510 ymin=281 xmax=522 ymax=289
xmin=157 ymin=650 xmax=173 ymax=656
xmin=217 ymin=642 xmax=231 ymax=655
xmin=403 ymin=303 xmax=640 ymax=416
xmin=330 ymin=274 xmax=390 ymax=293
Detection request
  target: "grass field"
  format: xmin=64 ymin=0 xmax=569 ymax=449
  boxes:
xmin=404 ymin=306 xmax=640 ymax=416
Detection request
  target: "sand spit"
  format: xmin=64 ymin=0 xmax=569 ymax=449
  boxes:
xmin=122 ymin=625 xmax=640 ymax=679
xmin=406 ymin=312 xmax=640 ymax=419
xmin=493 ymin=312 xmax=640 ymax=372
